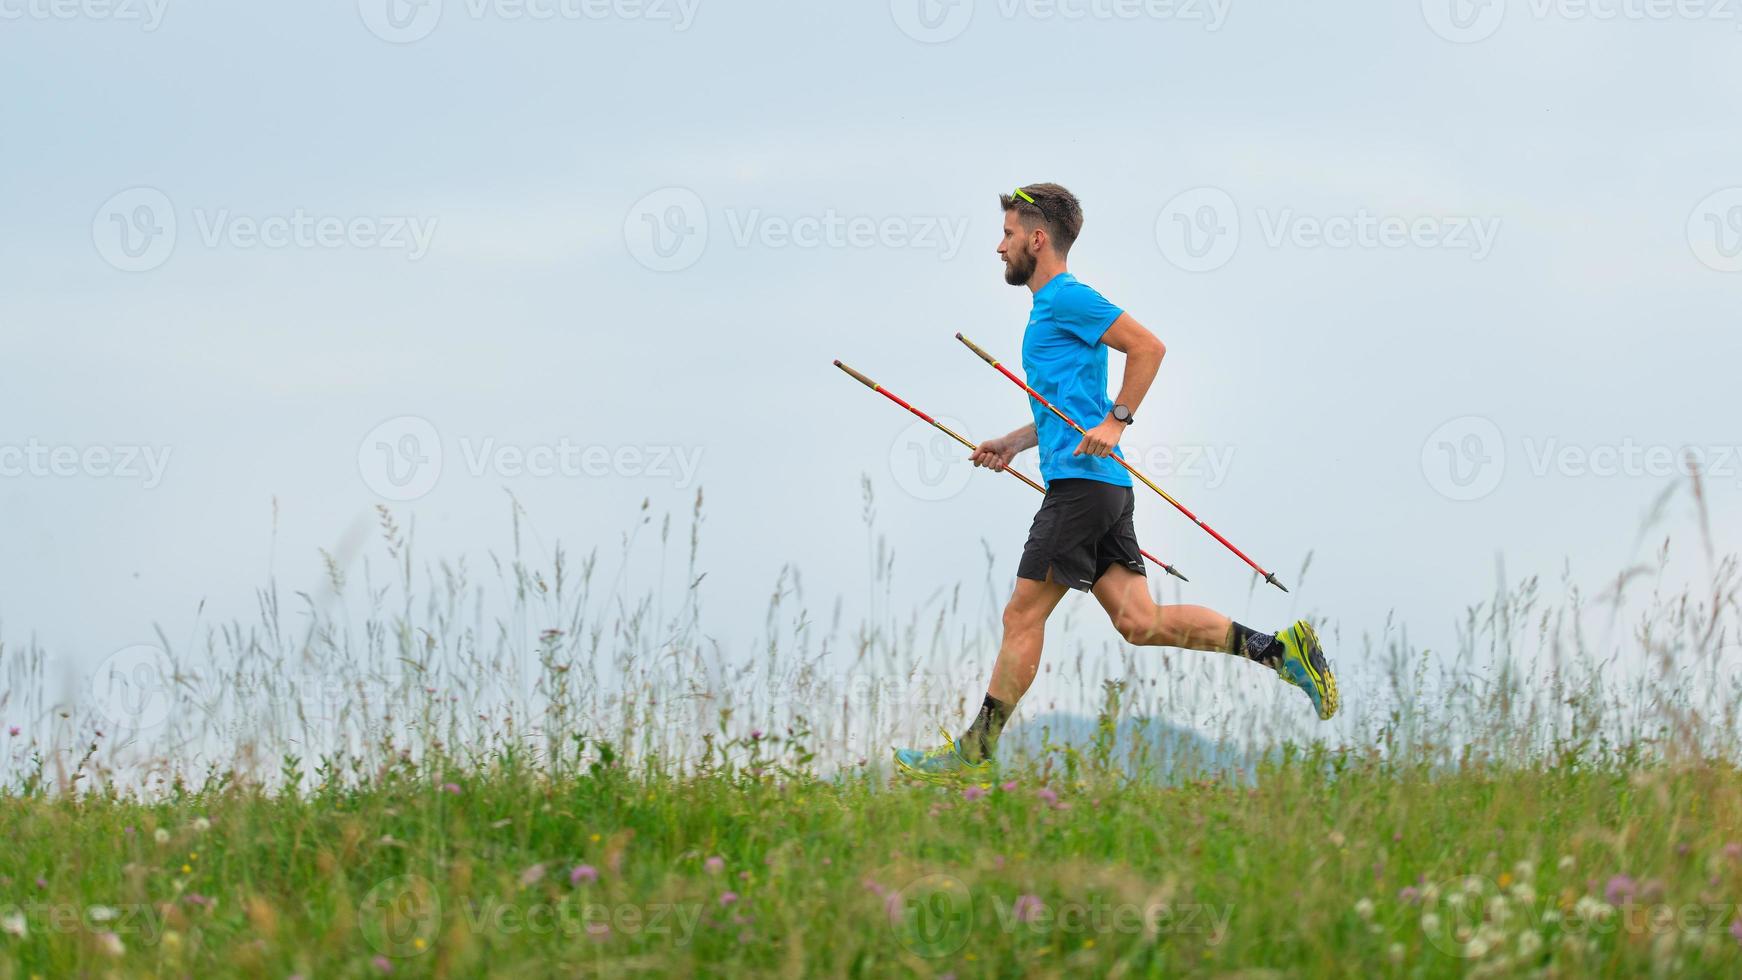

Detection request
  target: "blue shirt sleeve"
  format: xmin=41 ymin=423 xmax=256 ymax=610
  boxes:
xmin=1052 ymin=282 xmax=1123 ymax=347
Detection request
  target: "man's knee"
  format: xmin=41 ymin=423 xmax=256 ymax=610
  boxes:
xmin=1114 ymin=609 xmax=1155 ymax=645
xmin=1108 ymin=596 xmax=1167 ymax=646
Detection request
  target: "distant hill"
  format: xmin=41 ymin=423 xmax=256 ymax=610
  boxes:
xmin=990 ymin=713 xmax=1260 ymax=782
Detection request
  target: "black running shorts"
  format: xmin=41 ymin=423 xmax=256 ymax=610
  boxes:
xmin=1016 ymin=478 xmax=1147 ymax=591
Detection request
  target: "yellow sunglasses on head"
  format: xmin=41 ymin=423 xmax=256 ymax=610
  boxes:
xmin=1011 ymin=187 xmax=1036 ymax=204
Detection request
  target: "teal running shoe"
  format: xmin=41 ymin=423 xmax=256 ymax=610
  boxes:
xmin=1275 ymin=620 xmax=1339 ymax=720
xmin=892 ymin=728 xmax=995 ymax=785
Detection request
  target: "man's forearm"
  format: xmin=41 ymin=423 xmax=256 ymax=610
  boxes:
xmin=1112 ymin=343 xmax=1165 ymax=416
xmin=1007 ymin=423 xmax=1038 ymax=451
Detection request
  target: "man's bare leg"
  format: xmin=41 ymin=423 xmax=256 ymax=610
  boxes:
xmin=955 ymin=573 xmax=1070 ymax=761
xmin=1089 ymin=563 xmax=1340 ymax=718
xmin=1090 ymin=564 xmax=1280 ymax=663
xmin=986 ymin=574 xmax=1072 ymax=702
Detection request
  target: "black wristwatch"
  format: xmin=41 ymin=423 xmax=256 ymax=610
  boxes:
xmin=1112 ymin=404 xmax=1135 ymax=425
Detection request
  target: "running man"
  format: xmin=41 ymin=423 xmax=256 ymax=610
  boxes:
xmin=893 ymin=183 xmax=1338 ymax=782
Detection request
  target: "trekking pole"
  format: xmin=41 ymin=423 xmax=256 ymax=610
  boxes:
xmin=834 ymin=359 xmax=1188 ymax=583
xmin=953 ymin=334 xmax=1288 ymax=593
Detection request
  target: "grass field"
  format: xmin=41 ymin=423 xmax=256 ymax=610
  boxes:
xmin=2 ymin=485 xmax=1740 ymax=977
xmin=3 ymin=744 xmax=1742 ymax=976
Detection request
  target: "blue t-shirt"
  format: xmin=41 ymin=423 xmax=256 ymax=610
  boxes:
xmin=1021 ymin=273 xmax=1132 ymax=488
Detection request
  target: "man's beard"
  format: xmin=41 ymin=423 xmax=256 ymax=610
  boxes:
xmin=1003 ymin=252 xmax=1035 ymax=286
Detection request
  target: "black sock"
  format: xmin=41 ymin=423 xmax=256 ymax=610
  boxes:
xmin=1228 ymin=622 xmax=1282 ymax=669
xmin=958 ymin=694 xmax=1015 ymax=762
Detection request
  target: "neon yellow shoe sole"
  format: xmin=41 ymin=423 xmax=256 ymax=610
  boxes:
xmin=1276 ymin=620 xmax=1339 ymax=720
xmin=892 ymin=728 xmax=996 ymax=785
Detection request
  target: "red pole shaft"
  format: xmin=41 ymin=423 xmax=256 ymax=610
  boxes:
xmin=834 ymin=359 xmax=1186 ymax=582
xmin=953 ymin=334 xmax=1285 ymax=592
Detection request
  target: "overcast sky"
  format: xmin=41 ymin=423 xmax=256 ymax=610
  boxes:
xmin=2 ymin=0 xmax=1739 ymax=698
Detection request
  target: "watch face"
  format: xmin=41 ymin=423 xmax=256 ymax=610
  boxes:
xmin=1114 ymin=405 xmax=1132 ymax=422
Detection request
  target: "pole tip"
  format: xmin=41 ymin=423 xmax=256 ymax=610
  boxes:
xmin=954 ymin=331 xmax=965 ymax=340
xmin=1264 ymin=573 xmax=1289 ymax=593
xmin=832 ymin=359 xmax=842 ymax=367
xmin=1167 ymin=566 xmax=1190 ymax=583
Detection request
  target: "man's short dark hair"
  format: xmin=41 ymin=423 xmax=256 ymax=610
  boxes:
xmin=1000 ymin=182 xmax=1085 ymax=257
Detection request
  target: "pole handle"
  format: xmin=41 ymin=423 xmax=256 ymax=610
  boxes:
xmin=955 ymin=332 xmax=999 ymax=366
xmin=833 ymin=359 xmax=879 ymax=390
